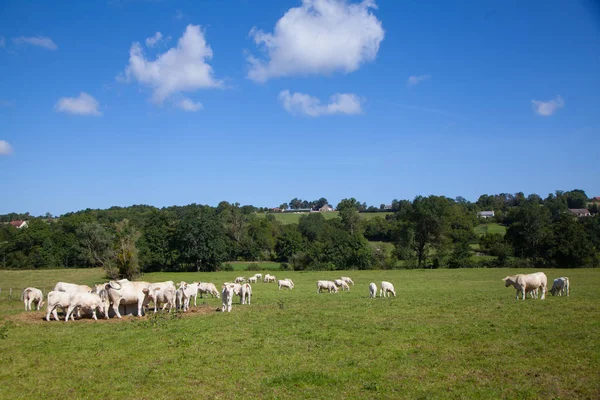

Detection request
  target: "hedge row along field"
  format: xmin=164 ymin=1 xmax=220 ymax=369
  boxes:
xmin=0 ymin=268 xmax=598 ymax=399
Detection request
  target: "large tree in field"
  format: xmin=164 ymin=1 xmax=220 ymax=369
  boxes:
xmin=76 ymin=222 xmax=114 ymax=269
xmin=337 ymin=198 xmax=362 ymax=235
xmin=505 ymin=203 xmax=552 ymax=264
xmin=113 ymin=219 xmax=141 ymax=280
xmin=406 ymin=196 xmax=451 ymax=268
xmin=175 ymin=208 xmax=228 ymax=272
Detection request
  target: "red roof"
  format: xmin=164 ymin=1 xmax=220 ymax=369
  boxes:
xmin=594 ymin=196 xmax=600 ymax=201
xmin=9 ymin=220 xmax=25 ymax=227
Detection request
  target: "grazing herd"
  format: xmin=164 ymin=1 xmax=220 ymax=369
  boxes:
xmin=502 ymin=272 xmax=571 ymax=300
xmin=19 ymin=271 xmax=571 ymax=321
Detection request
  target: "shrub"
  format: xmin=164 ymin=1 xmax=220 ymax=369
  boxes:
xmin=219 ymin=263 xmax=234 ymax=272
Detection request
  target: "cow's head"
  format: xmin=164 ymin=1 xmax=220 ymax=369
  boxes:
xmin=502 ymin=277 xmax=513 ymax=287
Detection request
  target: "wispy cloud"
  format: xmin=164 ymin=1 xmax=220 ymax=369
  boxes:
xmin=119 ymin=24 xmax=222 ymax=104
xmin=407 ymin=74 xmax=430 ymax=87
xmin=532 ymin=95 xmax=565 ymax=116
xmin=279 ymin=90 xmax=363 ymax=117
xmin=12 ymin=36 xmax=57 ymax=50
xmin=145 ymin=32 xmax=163 ymax=47
xmin=247 ymin=0 xmax=384 ymax=82
xmin=177 ymin=98 xmax=203 ymax=112
xmin=55 ymin=92 xmax=102 ymax=116
xmin=0 ymin=140 xmax=14 ymax=155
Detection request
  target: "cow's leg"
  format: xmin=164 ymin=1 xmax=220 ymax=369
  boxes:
xmin=53 ymin=308 xmax=60 ymax=321
xmin=65 ymin=305 xmax=75 ymax=322
xmin=46 ymin=306 xmax=53 ymax=321
xmin=113 ymin=301 xmax=123 ymax=319
xmin=91 ymin=309 xmax=98 ymax=320
xmin=541 ymin=285 xmax=546 ymax=300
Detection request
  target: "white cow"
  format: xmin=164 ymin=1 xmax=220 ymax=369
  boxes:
xmin=53 ymin=282 xmax=92 ymax=294
xmin=221 ymin=284 xmax=235 ymax=312
xmin=22 ymin=287 xmax=44 ymax=311
xmin=317 ymin=280 xmax=338 ymax=293
xmin=235 ymin=277 xmax=245 ymax=283
xmin=380 ymin=281 xmax=396 ymax=298
xmin=253 ymin=273 xmax=263 ymax=281
xmin=334 ymin=279 xmax=350 ymax=291
xmin=248 ymin=277 xmax=258 ymax=284
xmin=65 ymin=292 xmax=108 ymax=322
xmin=106 ymin=279 xmax=151 ymax=318
xmin=65 ymin=292 xmax=107 ymax=321
xmin=198 ymin=282 xmax=220 ymax=299
xmin=240 ymin=283 xmax=252 ymax=305
xmin=177 ymin=282 xmax=200 ymax=311
xmin=46 ymin=291 xmax=74 ymax=321
xmin=550 ymin=277 xmax=570 ymax=297
xmin=369 ymin=282 xmax=377 ymax=298
xmin=502 ymin=272 xmax=547 ymax=300
xmin=264 ymin=274 xmax=276 ymax=283
xmin=341 ymin=276 xmax=354 ymax=286
xmin=278 ymin=279 xmax=294 ymax=290
xmin=143 ymin=281 xmax=176 ymax=313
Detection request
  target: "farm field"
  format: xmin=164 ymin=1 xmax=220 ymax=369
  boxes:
xmin=0 ymin=268 xmax=599 ymax=399
xmin=258 ymin=211 xmax=392 ymax=225
xmin=475 ymin=223 xmax=507 ymax=236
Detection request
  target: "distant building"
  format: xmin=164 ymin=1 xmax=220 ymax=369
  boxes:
xmin=384 ymin=205 xmax=393 ymax=210
xmin=477 ymin=211 xmax=495 ymax=219
xmin=9 ymin=220 xmax=28 ymax=229
xmin=591 ymin=196 xmax=600 ymax=203
xmin=269 ymin=207 xmax=282 ymax=212
xmin=319 ymin=204 xmax=334 ymax=212
xmin=569 ymin=209 xmax=591 ymax=217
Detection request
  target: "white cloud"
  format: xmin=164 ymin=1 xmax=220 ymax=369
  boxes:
xmin=12 ymin=36 xmax=57 ymax=50
xmin=120 ymin=24 xmax=222 ymax=103
xmin=145 ymin=32 xmax=163 ymax=47
xmin=0 ymin=140 xmax=13 ymax=155
xmin=55 ymin=92 xmax=102 ymax=116
xmin=279 ymin=90 xmax=362 ymax=117
xmin=0 ymin=37 xmax=5 ymax=47
xmin=247 ymin=0 xmax=384 ymax=82
xmin=532 ymin=95 xmax=565 ymax=116
xmin=407 ymin=74 xmax=430 ymax=87
xmin=177 ymin=98 xmax=203 ymax=112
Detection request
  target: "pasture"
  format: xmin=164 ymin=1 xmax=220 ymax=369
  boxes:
xmin=259 ymin=211 xmax=393 ymax=225
xmin=0 ymin=268 xmax=599 ymax=399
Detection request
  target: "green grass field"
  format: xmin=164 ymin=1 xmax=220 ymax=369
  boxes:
xmin=475 ymin=223 xmax=507 ymax=236
xmin=0 ymin=268 xmax=598 ymax=399
xmin=258 ymin=211 xmax=392 ymax=225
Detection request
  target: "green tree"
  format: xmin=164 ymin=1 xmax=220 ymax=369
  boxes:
xmin=275 ymin=224 xmax=304 ymax=262
xmin=113 ymin=219 xmax=141 ymax=279
xmin=337 ymin=198 xmax=362 ymax=235
xmin=175 ymin=208 xmax=227 ymax=271
xmin=75 ymin=222 xmax=114 ymax=269
xmin=505 ymin=203 xmax=552 ymax=264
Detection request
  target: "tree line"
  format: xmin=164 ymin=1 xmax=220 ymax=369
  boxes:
xmin=0 ymin=189 xmax=598 ymax=277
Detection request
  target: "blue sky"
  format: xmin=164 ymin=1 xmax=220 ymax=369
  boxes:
xmin=1 ymin=0 xmax=599 ymax=216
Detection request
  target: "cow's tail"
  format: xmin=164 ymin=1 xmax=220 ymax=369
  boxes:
xmin=21 ymin=289 xmax=25 ymax=301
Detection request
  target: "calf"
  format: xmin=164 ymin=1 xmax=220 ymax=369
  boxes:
xmin=380 ymin=281 xmax=396 ymax=298
xmin=278 ymin=279 xmax=294 ymax=290
xmin=178 ymin=282 xmax=200 ymax=311
xmin=502 ymin=272 xmax=547 ymax=300
xmin=235 ymin=277 xmax=245 ymax=284
xmin=264 ymin=274 xmax=276 ymax=283
xmin=22 ymin=287 xmax=44 ymax=311
xmin=334 ymin=279 xmax=350 ymax=291
xmin=550 ymin=277 xmax=570 ymax=297
xmin=198 ymin=282 xmax=220 ymax=299
xmin=65 ymin=292 xmax=107 ymax=321
xmin=46 ymin=291 xmax=74 ymax=321
xmin=248 ymin=277 xmax=258 ymax=284
xmin=369 ymin=282 xmax=377 ymax=298
xmin=221 ymin=284 xmax=235 ymax=312
xmin=341 ymin=276 xmax=354 ymax=286
xmin=253 ymin=273 xmax=263 ymax=281
xmin=240 ymin=283 xmax=252 ymax=305
xmin=143 ymin=282 xmax=176 ymax=313
xmin=317 ymin=280 xmax=338 ymax=293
